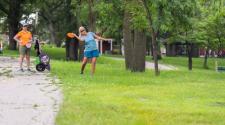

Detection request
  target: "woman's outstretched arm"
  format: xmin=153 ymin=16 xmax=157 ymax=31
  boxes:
xmin=94 ymin=34 xmax=111 ymax=41
xmin=73 ymin=33 xmax=84 ymax=42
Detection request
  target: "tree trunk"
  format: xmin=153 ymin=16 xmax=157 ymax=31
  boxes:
xmin=204 ymin=39 xmax=210 ymax=69
xmin=150 ymin=39 xmax=153 ymax=57
xmin=77 ymin=0 xmax=84 ymax=61
xmin=65 ymin=37 xmax=70 ymax=60
xmin=65 ymin=0 xmax=78 ymax=33
xmin=217 ymin=36 xmax=223 ymax=58
xmin=79 ymin=41 xmax=85 ymax=61
xmin=141 ymin=0 xmax=160 ymax=76
xmin=131 ymin=30 xmax=146 ymax=72
xmin=69 ymin=38 xmax=79 ymax=61
xmin=123 ymin=9 xmax=133 ymax=70
xmin=157 ymin=39 xmax=162 ymax=59
xmin=8 ymin=0 xmax=23 ymax=50
xmin=74 ymin=39 xmax=79 ymax=61
xmin=64 ymin=0 xmax=79 ymax=61
xmin=88 ymin=0 xmax=96 ymax=32
xmin=204 ymin=47 xmax=209 ymax=69
xmin=123 ymin=9 xmax=146 ymax=72
xmin=48 ymin=21 xmax=61 ymax=47
xmin=156 ymin=4 xmax=163 ymax=60
xmin=187 ymin=42 xmax=193 ymax=70
xmin=65 ymin=37 xmax=78 ymax=61
xmin=152 ymin=32 xmax=160 ymax=75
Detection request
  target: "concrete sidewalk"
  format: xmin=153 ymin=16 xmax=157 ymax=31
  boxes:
xmin=107 ymin=57 xmax=177 ymax=71
xmin=0 ymin=57 xmax=62 ymax=125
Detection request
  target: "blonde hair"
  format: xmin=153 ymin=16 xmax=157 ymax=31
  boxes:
xmin=79 ymin=26 xmax=86 ymax=36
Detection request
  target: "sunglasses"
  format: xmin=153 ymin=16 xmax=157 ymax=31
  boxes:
xmin=80 ymin=30 xmax=85 ymax=33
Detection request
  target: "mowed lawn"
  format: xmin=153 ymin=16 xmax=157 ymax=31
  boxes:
xmin=2 ymin=46 xmax=225 ymax=125
xmin=46 ymin=48 xmax=225 ymax=125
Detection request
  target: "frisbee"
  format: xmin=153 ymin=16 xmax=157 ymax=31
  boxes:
xmin=67 ymin=33 xmax=75 ymax=38
xmin=26 ymin=43 xmax=32 ymax=48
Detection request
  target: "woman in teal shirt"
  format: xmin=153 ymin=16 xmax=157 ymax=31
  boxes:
xmin=73 ymin=26 xmax=111 ymax=75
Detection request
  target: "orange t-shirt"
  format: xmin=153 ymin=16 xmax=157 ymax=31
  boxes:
xmin=16 ymin=30 xmax=32 ymax=46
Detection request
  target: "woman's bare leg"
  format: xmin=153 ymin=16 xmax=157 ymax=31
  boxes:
xmin=91 ymin=57 xmax=97 ymax=75
xmin=81 ymin=57 xmax=88 ymax=74
xmin=26 ymin=53 xmax=30 ymax=70
xmin=19 ymin=54 xmax=25 ymax=70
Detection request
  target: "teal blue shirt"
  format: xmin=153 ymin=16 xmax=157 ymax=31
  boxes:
xmin=80 ymin=32 xmax=97 ymax=51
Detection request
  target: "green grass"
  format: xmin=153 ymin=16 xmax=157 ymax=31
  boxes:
xmin=41 ymin=45 xmax=65 ymax=60
xmin=0 ymin=45 xmax=65 ymax=60
xmin=2 ymin=46 xmax=225 ymax=125
xmin=49 ymin=52 xmax=225 ymax=125
xmin=146 ymin=56 xmax=225 ymax=71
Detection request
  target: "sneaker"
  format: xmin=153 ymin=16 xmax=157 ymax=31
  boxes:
xmin=19 ymin=68 xmax=24 ymax=72
xmin=27 ymin=68 xmax=35 ymax=73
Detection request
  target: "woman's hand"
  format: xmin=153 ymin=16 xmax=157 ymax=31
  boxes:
xmin=95 ymin=35 xmax=112 ymax=41
xmin=71 ymin=33 xmax=77 ymax=38
xmin=105 ymin=38 xmax=113 ymax=41
xmin=13 ymin=36 xmax=20 ymax=43
xmin=73 ymin=33 xmax=84 ymax=42
xmin=28 ymin=39 xmax=32 ymax=43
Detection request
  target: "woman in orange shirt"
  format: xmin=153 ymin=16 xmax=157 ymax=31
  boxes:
xmin=14 ymin=23 xmax=32 ymax=72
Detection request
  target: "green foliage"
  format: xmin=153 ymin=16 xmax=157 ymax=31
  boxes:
xmin=75 ymin=1 xmax=89 ymax=26
xmin=95 ymin=0 xmax=123 ymax=38
xmin=0 ymin=0 xmax=224 ymax=50
xmin=125 ymin=1 xmax=148 ymax=30
xmin=164 ymin=0 xmax=199 ymax=44
xmin=193 ymin=0 xmax=225 ymax=50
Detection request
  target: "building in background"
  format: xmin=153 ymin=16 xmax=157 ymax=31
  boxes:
xmin=96 ymin=39 xmax=113 ymax=55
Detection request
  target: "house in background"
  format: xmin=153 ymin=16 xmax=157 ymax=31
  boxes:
xmin=96 ymin=39 xmax=113 ymax=54
xmin=164 ymin=42 xmax=200 ymax=57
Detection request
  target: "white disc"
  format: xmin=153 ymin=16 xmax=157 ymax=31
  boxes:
xmin=26 ymin=43 xmax=32 ymax=48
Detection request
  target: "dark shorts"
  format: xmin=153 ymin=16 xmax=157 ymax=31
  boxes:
xmin=19 ymin=46 xmax=31 ymax=56
xmin=84 ymin=50 xmax=99 ymax=58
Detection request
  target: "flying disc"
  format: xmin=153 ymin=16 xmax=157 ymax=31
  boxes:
xmin=67 ymin=33 xmax=75 ymax=38
xmin=26 ymin=43 xmax=32 ymax=48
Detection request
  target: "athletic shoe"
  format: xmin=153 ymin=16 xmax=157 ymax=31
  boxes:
xmin=19 ymin=68 xmax=24 ymax=72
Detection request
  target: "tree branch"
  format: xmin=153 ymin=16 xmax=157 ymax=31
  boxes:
xmin=39 ymin=11 xmax=50 ymax=23
xmin=0 ymin=2 xmax=9 ymax=15
xmin=140 ymin=0 xmax=154 ymax=32
xmin=45 ymin=0 xmax=64 ymax=12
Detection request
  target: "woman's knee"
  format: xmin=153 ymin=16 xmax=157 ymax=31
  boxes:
xmin=20 ymin=54 xmax=25 ymax=58
xmin=82 ymin=59 xmax=88 ymax=64
xmin=92 ymin=58 xmax=97 ymax=62
xmin=26 ymin=55 xmax=30 ymax=59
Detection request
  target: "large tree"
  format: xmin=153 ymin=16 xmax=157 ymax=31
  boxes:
xmin=0 ymin=0 xmax=26 ymax=50
xmin=87 ymin=0 xmax=96 ymax=32
xmin=123 ymin=1 xmax=147 ymax=72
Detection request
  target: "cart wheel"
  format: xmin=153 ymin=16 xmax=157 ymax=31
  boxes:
xmin=36 ymin=63 xmax=45 ymax=72
xmin=46 ymin=64 xmax=51 ymax=71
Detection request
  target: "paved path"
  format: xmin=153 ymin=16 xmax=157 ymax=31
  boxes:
xmin=145 ymin=61 xmax=177 ymax=70
xmin=0 ymin=56 xmax=62 ymax=125
xmin=107 ymin=57 xmax=177 ymax=70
